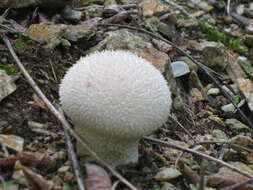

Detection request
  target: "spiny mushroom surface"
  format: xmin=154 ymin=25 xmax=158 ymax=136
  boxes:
xmin=59 ymin=50 xmax=172 ymax=166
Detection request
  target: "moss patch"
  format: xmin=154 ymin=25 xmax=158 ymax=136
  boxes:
xmin=198 ymin=19 xmax=246 ymax=54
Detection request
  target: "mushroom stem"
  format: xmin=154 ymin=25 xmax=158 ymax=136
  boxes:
xmin=77 ymin=128 xmax=139 ymax=166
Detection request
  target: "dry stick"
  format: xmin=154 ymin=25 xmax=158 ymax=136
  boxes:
xmin=49 ymin=59 xmax=58 ymax=82
xmin=60 ymin=108 xmax=86 ymax=190
xmin=1 ymin=35 xmax=138 ymax=190
xmin=221 ymin=178 xmax=253 ymax=190
xmin=0 ymin=8 xmax=10 ymax=22
xmin=193 ymin=140 xmax=226 ymax=146
xmin=198 ymin=158 xmax=205 ymax=190
xmin=64 ymin=129 xmax=86 ymax=190
xmin=144 ymin=136 xmax=253 ymax=179
xmin=168 ymin=114 xmax=195 ymax=141
xmin=0 ymin=175 xmax=6 ymax=190
xmin=0 ymin=24 xmax=16 ymax=33
xmin=226 ymin=0 xmax=231 ymax=16
xmin=97 ymin=23 xmax=253 ymax=129
xmin=162 ymin=0 xmax=190 ymax=17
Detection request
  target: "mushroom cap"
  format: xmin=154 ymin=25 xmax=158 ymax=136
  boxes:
xmin=59 ymin=50 xmax=172 ymax=138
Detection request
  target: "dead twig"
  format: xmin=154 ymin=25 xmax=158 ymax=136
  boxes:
xmin=226 ymin=0 xmax=231 ymax=16
xmin=1 ymin=34 xmax=138 ymax=190
xmin=0 ymin=24 xmax=17 ymax=33
xmin=0 ymin=8 xmax=10 ymax=23
xmin=221 ymin=178 xmax=253 ymax=190
xmin=97 ymin=23 xmax=253 ymax=129
xmin=144 ymin=136 xmax=253 ymax=179
xmin=198 ymin=158 xmax=205 ymax=190
xmin=168 ymin=114 xmax=195 ymax=142
xmin=193 ymin=141 xmax=226 ymax=146
xmin=162 ymin=0 xmax=190 ymax=17
xmin=49 ymin=59 xmax=58 ymax=82
xmin=60 ymin=106 xmax=86 ymax=190
xmin=0 ymin=175 xmax=6 ymax=190
xmin=112 ymin=180 xmax=120 ymax=190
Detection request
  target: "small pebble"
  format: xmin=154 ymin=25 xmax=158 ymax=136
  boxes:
xmin=207 ymin=88 xmax=220 ymax=95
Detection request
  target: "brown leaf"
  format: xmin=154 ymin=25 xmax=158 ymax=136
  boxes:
xmin=33 ymin=93 xmax=48 ymax=110
xmin=0 ymin=155 xmax=19 ymax=166
xmin=207 ymin=167 xmax=253 ymax=190
xmin=23 ymin=167 xmax=61 ymax=190
xmin=0 ymin=152 xmax=57 ymax=170
xmin=18 ymin=152 xmax=57 ymax=170
xmin=177 ymin=160 xmax=200 ymax=186
xmin=103 ymin=11 xmax=132 ymax=24
xmin=84 ymin=163 xmax=112 ymax=190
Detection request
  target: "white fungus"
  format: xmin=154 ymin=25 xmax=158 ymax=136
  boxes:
xmin=59 ymin=50 xmax=172 ymax=166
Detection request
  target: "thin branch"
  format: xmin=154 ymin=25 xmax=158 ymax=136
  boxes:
xmin=162 ymin=0 xmax=190 ymax=17
xmin=0 ymin=8 xmax=10 ymax=23
xmin=49 ymin=59 xmax=58 ymax=82
xmin=226 ymin=0 xmax=231 ymax=16
xmin=144 ymin=136 xmax=253 ymax=179
xmin=1 ymin=34 xmax=138 ymax=190
xmin=193 ymin=141 xmax=226 ymax=146
xmin=168 ymin=114 xmax=195 ymax=141
xmin=97 ymin=23 xmax=253 ymax=129
xmin=60 ymin=107 xmax=86 ymax=190
xmin=112 ymin=180 xmax=120 ymax=190
xmin=0 ymin=175 xmax=6 ymax=190
xmin=221 ymin=178 xmax=253 ymax=190
xmin=0 ymin=24 xmax=17 ymax=33
xmin=198 ymin=158 xmax=205 ymax=190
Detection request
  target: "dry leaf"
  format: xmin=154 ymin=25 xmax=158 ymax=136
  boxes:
xmin=23 ymin=167 xmax=61 ymax=190
xmin=207 ymin=167 xmax=253 ymax=190
xmin=84 ymin=163 xmax=112 ymax=190
xmin=177 ymin=160 xmax=200 ymax=186
xmin=0 ymin=152 xmax=57 ymax=170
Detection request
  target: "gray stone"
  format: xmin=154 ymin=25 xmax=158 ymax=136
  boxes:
xmin=225 ymin=119 xmax=251 ymax=133
xmin=143 ymin=17 xmax=177 ymax=39
xmin=87 ymin=29 xmax=169 ymax=73
xmin=62 ymin=5 xmax=83 ymax=21
xmin=201 ymin=41 xmax=229 ymax=71
xmin=24 ymin=23 xmax=96 ymax=49
xmin=161 ymin=183 xmax=180 ymax=190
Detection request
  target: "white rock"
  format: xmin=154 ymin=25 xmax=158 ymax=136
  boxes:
xmin=155 ymin=168 xmax=181 ymax=181
xmin=207 ymin=88 xmax=220 ymax=95
xmin=0 ymin=69 xmax=17 ymax=102
xmin=171 ymin=61 xmax=190 ymax=78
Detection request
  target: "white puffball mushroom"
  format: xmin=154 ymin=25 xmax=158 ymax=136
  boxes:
xmin=59 ymin=50 xmax=172 ymax=166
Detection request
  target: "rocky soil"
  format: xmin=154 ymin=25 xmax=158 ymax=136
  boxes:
xmin=0 ymin=0 xmax=253 ymax=190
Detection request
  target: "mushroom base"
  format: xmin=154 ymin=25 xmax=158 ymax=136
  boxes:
xmin=76 ymin=130 xmax=139 ymax=166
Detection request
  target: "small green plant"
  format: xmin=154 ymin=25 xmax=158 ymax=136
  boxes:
xmin=153 ymin=184 xmax=162 ymax=190
xmin=0 ymin=180 xmax=14 ymax=189
xmin=63 ymin=183 xmax=71 ymax=190
xmin=232 ymin=95 xmax=241 ymax=105
xmin=0 ymin=64 xmax=19 ymax=75
xmin=198 ymin=19 xmax=245 ymax=53
xmin=14 ymin=38 xmax=25 ymax=50
xmin=14 ymin=36 xmax=37 ymax=50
